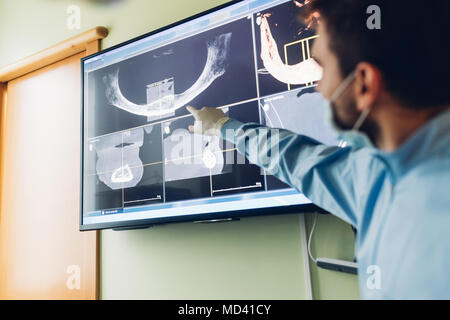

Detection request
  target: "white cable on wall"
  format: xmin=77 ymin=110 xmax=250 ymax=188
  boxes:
xmin=308 ymin=212 xmax=319 ymax=264
xmin=298 ymin=213 xmax=313 ymax=300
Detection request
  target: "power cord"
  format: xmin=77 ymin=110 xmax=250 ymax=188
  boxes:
xmin=307 ymin=212 xmax=319 ymax=264
xmin=307 ymin=211 xmax=359 ymax=275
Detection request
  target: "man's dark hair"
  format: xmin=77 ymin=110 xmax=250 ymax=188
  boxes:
xmin=303 ymin=0 xmax=450 ymax=109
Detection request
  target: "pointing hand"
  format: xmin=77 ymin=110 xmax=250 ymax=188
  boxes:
xmin=186 ymin=106 xmax=230 ymax=136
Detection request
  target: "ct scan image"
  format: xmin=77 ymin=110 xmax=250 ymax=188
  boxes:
xmin=83 ymin=0 xmax=332 ymax=214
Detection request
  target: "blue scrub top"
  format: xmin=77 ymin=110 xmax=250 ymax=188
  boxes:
xmin=221 ymin=108 xmax=450 ymax=299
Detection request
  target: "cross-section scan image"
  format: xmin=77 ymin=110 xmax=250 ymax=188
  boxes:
xmin=82 ymin=0 xmax=337 ymax=217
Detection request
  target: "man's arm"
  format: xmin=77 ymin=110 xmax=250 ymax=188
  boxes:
xmin=221 ymin=118 xmax=368 ymax=227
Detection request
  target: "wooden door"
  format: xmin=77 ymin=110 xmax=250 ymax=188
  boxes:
xmin=0 ymin=51 xmax=97 ymax=299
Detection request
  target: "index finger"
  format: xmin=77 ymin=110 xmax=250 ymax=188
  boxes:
xmin=186 ymin=106 xmax=199 ymax=119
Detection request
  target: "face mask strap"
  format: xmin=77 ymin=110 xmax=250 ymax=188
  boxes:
xmin=330 ymin=71 xmax=356 ymax=102
xmin=352 ymin=107 xmax=371 ymax=131
xmin=331 ymin=70 xmax=371 ymax=132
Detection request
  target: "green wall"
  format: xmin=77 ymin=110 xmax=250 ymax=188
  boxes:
xmin=0 ymin=0 xmax=359 ymax=299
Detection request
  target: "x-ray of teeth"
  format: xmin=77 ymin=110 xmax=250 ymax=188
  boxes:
xmin=103 ymin=33 xmax=232 ymax=120
xmin=202 ymin=149 xmax=217 ymax=169
xmin=95 ymin=128 xmax=145 ymax=190
xmin=87 ymin=17 xmax=256 ymax=139
xmin=258 ymin=15 xmax=322 ymax=85
xmin=111 ymin=165 xmax=133 ymax=183
xmin=146 ymin=77 xmax=175 ymax=122
xmin=163 ymin=128 xmax=227 ymax=181
xmin=83 ymin=4 xmax=328 ymax=214
xmin=261 ymin=89 xmax=338 ymax=145
xmin=254 ymin=1 xmax=319 ymax=97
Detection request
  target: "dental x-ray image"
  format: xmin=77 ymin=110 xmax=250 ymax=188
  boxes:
xmin=86 ymin=16 xmax=256 ymax=138
xmin=260 ymin=86 xmax=339 ymax=190
xmin=83 ymin=0 xmax=331 ymax=215
xmin=163 ymin=100 xmax=264 ymax=201
xmin=254 ymin=0 xmax=322 ymax=97
xmin=210 ymin=101 xmax=266 ymax=197
xmin=260 ymin=87 xmax=338 ymax=145
xmin=162 ymin=114 xmax=231 ymax=182
xmin=84 ymin=122 xmax=164 ymax=211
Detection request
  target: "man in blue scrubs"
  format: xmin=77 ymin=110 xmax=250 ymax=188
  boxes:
xmin=187 ymin=1 xmax=450 ymax=299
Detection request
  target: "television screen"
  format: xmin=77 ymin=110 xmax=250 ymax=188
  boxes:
xmin=80 ymin=0 xmax=337 ymax=230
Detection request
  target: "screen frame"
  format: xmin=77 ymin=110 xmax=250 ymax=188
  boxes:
xmin=80 ymin=0 xmax=324 ymax=231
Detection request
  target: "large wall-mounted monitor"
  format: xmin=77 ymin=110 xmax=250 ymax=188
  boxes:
xmin=80 ymin=0 xmax=337 ymax=231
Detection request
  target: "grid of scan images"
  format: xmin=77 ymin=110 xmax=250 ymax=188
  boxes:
xmin=83 ymin=0 xmax=338 ymax=214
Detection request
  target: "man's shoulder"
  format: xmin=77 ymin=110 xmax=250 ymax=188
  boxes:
xmin=411 ymin=152 xmax=450 ymax=178
xmin=395 ymin=154 xmax=450 ymax=213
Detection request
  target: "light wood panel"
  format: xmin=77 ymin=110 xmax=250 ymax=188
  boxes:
xmin=0 ymin=52 xmax=95 ymax=299
xmin=0 ymin=30 xmax=106 ymax=300
xmin=0 ymin=82 xmax=6 ymax=223
xmin=0 ymin=27 xmax=107 ymax=82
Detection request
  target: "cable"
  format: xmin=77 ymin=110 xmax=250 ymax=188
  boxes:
xmin=308 ymin=212 xmax=359 ymax=271
xmin=307 ymin=212 xmax=319 ymax=263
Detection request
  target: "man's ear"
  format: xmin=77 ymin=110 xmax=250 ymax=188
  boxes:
xmin=354 ymin=62 xmax=383 ymax=112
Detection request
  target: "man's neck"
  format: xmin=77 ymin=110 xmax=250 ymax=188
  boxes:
xmin=375 ymin=105 xmax=449 ymax=152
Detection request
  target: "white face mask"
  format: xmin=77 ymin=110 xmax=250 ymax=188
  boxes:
xmin=323 ymin=71 xmax=373 ymax=148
